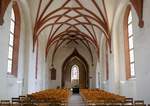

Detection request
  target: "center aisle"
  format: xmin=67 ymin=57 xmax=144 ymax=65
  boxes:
xmin=68 ymin=94 xmax=86 ymax=106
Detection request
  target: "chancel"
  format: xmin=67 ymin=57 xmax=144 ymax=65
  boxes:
xmin=0 ymin=0 xmax=150 ymax=106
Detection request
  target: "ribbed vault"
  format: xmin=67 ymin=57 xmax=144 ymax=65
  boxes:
xmin=32 ymin=0 xmax=111 ymax=60
xmin=25 ymin=0 xmax=144 ymax=63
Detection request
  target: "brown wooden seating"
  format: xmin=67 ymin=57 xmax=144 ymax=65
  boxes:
xmin=95 ymin=103 xmax=105 ymax=106
xmin=11 ymin=97 xmax=21 ymax=106
xmin=94 ymin=100 xmax=105 ymax=106
xmin=0 ymin=100 xmax=11 ymax=106
xmin=22 ymin=103 xmax=37 ymax=106
xmin=134 ymin=100 xmax=145 ymax=106
xmin=123 ymin=98 xmax=134 ymax=106
xmin=123 ymin=102 xmax=134 ymax=106
xmin=19 ymin=96 xmax=26 ymax=101
xmin=125 ymin=98 xmax=133 ymax=103
xmin=80 ymin=89 xmax=126 ymax=106
xmin=18 ymin=96 xmax=28 ymax=105
xmin=111 ymin=101 xmax=123 ymax=106
xmin=26 ymin=89 xmax=69 ymax=105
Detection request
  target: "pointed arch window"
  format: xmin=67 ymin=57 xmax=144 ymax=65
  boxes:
xmin=7 ymin=2 xmax=20 ymax=77
xmin=71 ymin=65 xmax=79 ymax=80
xmin=7 ymin=8 xmax=15 ymax=73
xmin=124 ymin=6 xmax=135 ymax=79
xmin=128 ymin=11 xmax=135 ymax=77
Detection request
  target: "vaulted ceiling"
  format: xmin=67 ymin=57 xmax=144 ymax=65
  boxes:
xmin=29 ymin=0 xmax=117 ymax=59
xmin=0 ymin=0 xmax=144 ymax=61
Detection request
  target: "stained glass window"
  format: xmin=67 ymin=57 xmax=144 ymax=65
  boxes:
xmin=71 ymin=65 xmax=79 ymax=80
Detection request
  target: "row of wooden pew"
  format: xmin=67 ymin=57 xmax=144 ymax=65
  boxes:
xmin=0 ymin=89 xmax=69 ymax=106
xmin=27 ymin=89 xmax=69 ymax=105
xmin=0 ymin=88 xmax=149 ymax=106
xmin=80 ymin=88 xmax=147 ymax=106
xmin=0 ymin=96 xmax=28 ymax=106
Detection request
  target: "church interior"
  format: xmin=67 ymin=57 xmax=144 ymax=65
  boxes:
xmin=0 ymin=0 xmax=150 ymax=106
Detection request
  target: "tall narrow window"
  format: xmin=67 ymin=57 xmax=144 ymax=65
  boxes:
xmin=7 ymin=8 xmax=15 ymax=73
xmin=128 ymin=11 xmax=135 ymax=77
xmin=7 ymin=1 xmax=20 ymax=76
xmin=71 ymin=64 xmax=79 ymax=87
xmin=124 ymin=5 xmax=135 ymax=79
xmin=71 ymin=65 xmax=79 ymax=80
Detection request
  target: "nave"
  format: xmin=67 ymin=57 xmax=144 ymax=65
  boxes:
xmin=1 ymin=0 xmax=150 ymax=105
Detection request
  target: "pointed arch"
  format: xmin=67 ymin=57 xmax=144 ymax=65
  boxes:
xmin=62 ymin=49 xmax=89 ymax=88
xmin=7 ymin=1 xmax=21 ymax=77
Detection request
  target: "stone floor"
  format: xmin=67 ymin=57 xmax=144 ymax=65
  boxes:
xmin=68 ymin=94 xmax=86 ymax=106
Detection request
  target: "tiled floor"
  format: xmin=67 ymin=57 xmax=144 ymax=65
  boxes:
xmin=68 ymin=94 xmax=86 ymax=106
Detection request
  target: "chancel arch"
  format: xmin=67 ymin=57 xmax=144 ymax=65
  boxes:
xmin=62 ymin=49 xmax=89 ymax=88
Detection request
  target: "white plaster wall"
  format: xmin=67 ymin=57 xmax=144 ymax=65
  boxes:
xmin=0 ymin=0 xmax=47 ymax=100
xmin=19 ymin=0 xmax=37 ymax=94
xmin=95 ymin=61 xmax=100 ymax=88
xmin=111 ymin=0 xmax=150 ymax=104
xmin=109 ymin=0 xmax=136 ymax=97
xmin=133 ymin=0 xmax=150 ymax=103
xmin=46 ymin=41 xmax=98 ymax=89
xmin=99 ymin=35 xmax=108 ymax=90
xmin=120 ymin=79 xmax=136 ymax=98
xmin=0 ymin=1 xmax=25 ymax=99
xmin=0 ymin=2 xmax=11 ymax=99
xmin=20 ymin=0 xmax=47 ymax=94
xmin=118 ymin=3 xmax=136 ymax=99
xmin=36 ymin=33 xmax=47 ymax=91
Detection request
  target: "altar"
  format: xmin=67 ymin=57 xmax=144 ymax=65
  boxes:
xmin=72 ymin=87 xmax=79 ymax=93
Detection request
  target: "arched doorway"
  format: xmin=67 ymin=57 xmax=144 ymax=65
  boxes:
xmin=62 ymin=49 xmax=89 ymax=88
